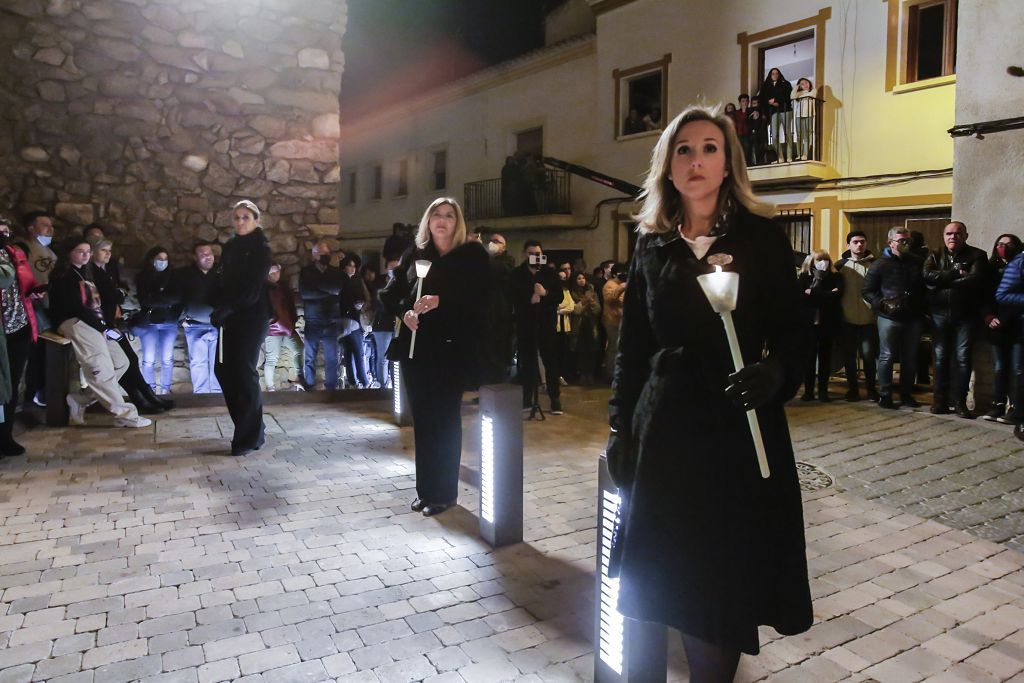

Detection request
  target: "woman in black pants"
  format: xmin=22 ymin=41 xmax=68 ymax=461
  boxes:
xmin=380 ymin=197 xmax=489 ymax=516
xmin=211 ymin=200 xmax=272 ymax=457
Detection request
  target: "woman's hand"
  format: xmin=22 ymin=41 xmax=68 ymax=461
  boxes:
xmin=725 ymin=360 xmax=784 ymax=411
xmin=413 ymin=295 xmax=439 ymax=315
xmin=403 ymin=310 xmax=419 ymax=331
xmin=990 ymin=317 xmax=1002 ymax=330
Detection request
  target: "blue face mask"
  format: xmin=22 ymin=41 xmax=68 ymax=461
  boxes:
xmin=153 ymin=259 xmax=169 ymax=272
xmin=36 ymin=234 xmax=52 ymax=247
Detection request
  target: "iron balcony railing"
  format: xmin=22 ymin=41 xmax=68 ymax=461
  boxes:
xmin=743 ymin=95 xmax=825 ymax=166
xmin=464 ymin=168 xmax=572 ymax=221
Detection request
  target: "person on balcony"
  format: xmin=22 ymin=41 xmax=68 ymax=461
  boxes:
xmin=379 ymin=197 xmax=489 ymax=517
xmin=606 ymin=104 xmax=812 ymax=680
xmin=734 ymin=94 xmax=753 ymax=165
xmin=747 ymin=95 xmax=768 ymax=166
xmin=791 ymin=78 xmax=817 ymax=161
xmin=761 ymin=67 xmax=792 ymax=163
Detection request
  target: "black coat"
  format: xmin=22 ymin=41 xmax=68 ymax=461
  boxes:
xmin=380 ymin=240 xmax=490 ymax=386
xmin=862 ymin=248 xmax=926 ymax=320
xmin=609 ymin=208 xmax=812 ymax=654
xmin=210 ymin=228 xmax=272 ymax=324
xmin=922 ymin=244 xmax=988 ymax=320
xmin=135 ymin=267 xmax=180 ymax=325
xmin=797 ymin=269 xmax=843 ymax=333
xmin=760 ymin=77 xmax=792 ymax=114
xmin=511 ymin=262 xmax=562 ymax=343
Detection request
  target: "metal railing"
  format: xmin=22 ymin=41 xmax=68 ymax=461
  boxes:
xmin=464 ymin=169 xmax=572 ymax=220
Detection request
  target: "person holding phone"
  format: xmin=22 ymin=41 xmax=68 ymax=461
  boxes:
xmin=511 ymin=240 xmax=564 ymax=414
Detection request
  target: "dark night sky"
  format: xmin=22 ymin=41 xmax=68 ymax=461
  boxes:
xmin=342 ymin=0 xmax=560 ymax=117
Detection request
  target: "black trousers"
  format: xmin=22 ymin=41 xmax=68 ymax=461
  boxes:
xmin=24 ymin=334 xmax=45 ymax=406
xmin=404 ymin=344 xmax=464 ymax=504
xmin=1 ymin=326 xmax=31 ymax=443
xmin=116 ymin=335 xmax=152 ymax=398
xmin=517 ymin=328 xmax=560 ymax=406
xmin=214 ymin=316 xmax=267 ymax=450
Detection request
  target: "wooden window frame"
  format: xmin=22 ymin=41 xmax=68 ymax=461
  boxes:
xmin=885 ymin=0 xmax=957 ymax=92
xmin=613 ymin=54 xmax=671 ymax=141
xmin=737 ymin=8 xmax=830 ymax=96
xmin=430 ymin=149 xmax=448 ymax=191
xmin=371 ymin=164 xmax=382 ymax=201
xmin=903 ymin=0 xmax=956 ymax=84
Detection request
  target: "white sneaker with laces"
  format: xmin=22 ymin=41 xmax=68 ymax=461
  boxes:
xmin=113 ymin=415 xmax=152 ymax=428
xmin=66 ymin=394 xmax=87 ymax=426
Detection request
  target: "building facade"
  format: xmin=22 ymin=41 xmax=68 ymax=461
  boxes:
xmin=339 ymin=0 xmax=959 ymax=269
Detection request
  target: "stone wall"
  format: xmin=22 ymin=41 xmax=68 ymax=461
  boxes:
xmin=0 ymin=0 xmax=346 ymax=274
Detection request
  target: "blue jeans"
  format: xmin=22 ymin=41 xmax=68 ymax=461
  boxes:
xmin=304 ymin=322 xmax=338 ymax=389
xmin=340 ymin=331 xmax=368 ymax=387
xmin=931 ymin=314 xmax=975 ymax=405
xmin=876 ymin=316 xmax=923 ymax=397
xmin=992 ymin=324 xmax=1022 ymax=407
xmin=184 ymin=324 xmax=221 ymax=393
xmin=262 ymin=333 xmax=302 ymax=390
xmin=371 ymin=331 xmax=393 ymax=387
xmin=840 ymin=322 xmax=878 ymax=393
xmin=135 ymin=322 xmax=178 ymax=393
xmin=770 ymin=110 xmax=792 ymax=162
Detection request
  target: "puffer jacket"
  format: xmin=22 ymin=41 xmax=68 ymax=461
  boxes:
xmin=861 ymin=247 xmax=926 ymax=320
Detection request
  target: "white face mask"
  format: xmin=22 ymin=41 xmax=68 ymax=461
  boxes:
xmin=814 ymin=260 xmax=829 ymax=272
xmin=153 ymin=259 xmax=169 ymax=272
xmin=486 ymin=241 xmax=502 ymax=256
xmin=36 ymin=234 xmax=52 ymax=247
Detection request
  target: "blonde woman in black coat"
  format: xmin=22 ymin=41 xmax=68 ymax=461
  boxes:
xmin=380 ymin=198 xmax=489 ymax=517
xmin=607 ymin=105 xmax=812 ymax=681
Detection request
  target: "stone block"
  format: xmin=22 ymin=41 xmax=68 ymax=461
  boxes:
xmin=202 ymin=163 xmax=236 ymax=197
xmin=54 ymin=202 xmax=95 ymax=225
xmin=269 ymin=140 xmax=338 ymax=164
xmin=297 ymin=48 xmax=330 ymax=70
xmin=33 ymin=46 xmax=65 ymax=66
xmin=250 ymin=116 xmax=287 ymax=139
xmin=95 ymin=38 xmax=141 ymax=62
xmin=19 ymin=146 xmax=49 ymax=162
xmin=37 ymin=80 xmax=65 ymax=101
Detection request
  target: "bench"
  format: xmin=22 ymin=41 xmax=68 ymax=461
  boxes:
xmin=40 ymin=331 xmax=73 ymax=427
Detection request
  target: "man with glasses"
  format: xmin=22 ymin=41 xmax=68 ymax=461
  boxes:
xmin=862 ymin=227 xmax=927 ymax=409
xmin=923 ymin=221 xmax=987 ymax=418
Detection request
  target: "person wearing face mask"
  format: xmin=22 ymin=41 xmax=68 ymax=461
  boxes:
xmin=171 ymin=242 xmax=220 ymax=394
xmin=862 ymin=227 xmax=927 ymax=409
xmin=299 ymin=241 xmax=343 ymax=390
xmin=983 ymin=234 xmax=1023 ymax=423
xmin=49 ymin=238 xmax=150 ymax=428
xmin=797 ymin=251 xmax=843 ymax=401
xmin=209 ymin=200 xmax=272 ymax=456
xmin=338 ymin=255 xmax=370 ymax=389
xmin=18 ymin=211 xmax=57 ymax=410
xmin=512 ymin=240 xmax=563 ymax=414
xmin=0 ymin=217 xmax=39 ymax=454
xmin=133 ymin=246 xmax=181 ymax=396
xmin=368 ymin=258 xmax=400 ymax=389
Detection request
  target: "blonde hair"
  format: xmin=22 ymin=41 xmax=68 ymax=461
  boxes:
xmin=415 ymin=197 xmax=467 ymax=250
xmin=635 ymin=104 xmax=773 ymax=234
xmin=799 ymin=249 xmax=833 ymax=274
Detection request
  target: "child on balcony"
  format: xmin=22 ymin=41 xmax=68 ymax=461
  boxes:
xmin=792 ymin=78 xmax=817 ymax=161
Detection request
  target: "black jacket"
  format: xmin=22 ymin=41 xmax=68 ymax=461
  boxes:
xmin=608 ymin=208 xmax=811 ymax=655
xmin=210 ymin=228 xmax=272 ymax=324
xmin=380 ymin=241 xmax=490 ymax=380
xmin=50 ymin=264 xmax=108 ymax=333
xmin=339 ymin=274 xmax=369 ymax=322
xmin=861 ymin=248 xmax=926 ymax=320
xmin=510 ymin=262 xmax=562 ymax=342
xmin=172 ymin=264 xmax=216 ymax=324
xmin=135 ymin=267 xmax=180 ymax=324
xmin=922 ymin=244 xmax=988 ymax=320
xmin=760 ymin=77 xmax=792 ymax=115
xmin=91 ymin=263 xmax=124 ymax=326
xmin=299 ymin=264 xmax=342 ymax=325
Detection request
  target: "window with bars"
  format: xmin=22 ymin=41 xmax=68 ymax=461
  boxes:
xmin=776 ymin=209 xmax=812 ymax=256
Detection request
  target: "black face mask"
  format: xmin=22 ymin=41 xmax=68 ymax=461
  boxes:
xmin=0 ymin=235 xmax=8 ymax=248
xmin=319 ymin=254 xmax=331 ymax=265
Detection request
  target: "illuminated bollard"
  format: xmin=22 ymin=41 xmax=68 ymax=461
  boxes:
xmin=594 ymin=455 xmax=667 ymax=682
xmin=392 ymin=361 xmax=412 ymax=426
xmin=478 ymin=383 xmax=523 ymax=547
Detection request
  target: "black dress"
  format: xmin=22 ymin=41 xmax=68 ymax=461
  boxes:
xmin=380 ymin=240 xmax=489 ymax=505
xmin=609 ymin=208 xmax=813 ymax=655
xmin=211 ymin=228 xmax=272 ymax=453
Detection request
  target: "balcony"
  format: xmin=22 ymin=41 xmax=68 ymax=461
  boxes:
xmin=745 ymin=96 xmax=838 ymax=187
xmin=464 ymin=169 xmax=573 ymax=229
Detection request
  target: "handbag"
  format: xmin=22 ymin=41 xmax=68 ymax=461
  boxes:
xmin=880 ymin=294 xmax=909 ymax=316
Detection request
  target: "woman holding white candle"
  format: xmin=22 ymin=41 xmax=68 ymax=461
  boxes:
xmin=380 ymin=197 xmax=489 ymax=517
xmin=607 ymin=104 xmax=812 ymax=680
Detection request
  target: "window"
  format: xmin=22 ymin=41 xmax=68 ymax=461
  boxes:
xmin=905 ymin=0 xmax=956 ymax=83
xmin=776 ymin=210 xmax=812 ymax=256
xmin=614 ymin=55 xmax=671 ymax=140
xmin=516 ymin=127 xmax=543 ymax=158
xmin=758 ymin=33 xmax=815 ymax=91
xmin=346 ymin=171 xmax=357 ymax=204
xmin=371 ymin=164 xmax=382 ymax=200
xmin=432 ymin=150 xmax=447 ymax=190
xmin=396 ymin=159 xmax=408 ymax=197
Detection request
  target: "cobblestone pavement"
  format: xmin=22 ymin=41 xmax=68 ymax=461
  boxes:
xmin=0 ymin=387 xmax=1020 ymax=682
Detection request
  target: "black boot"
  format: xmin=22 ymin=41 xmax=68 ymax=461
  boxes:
xmin=129 ymin=389 xmax=165 ymax=415
xmin=140 ymin=383 xmax=174 ymax=410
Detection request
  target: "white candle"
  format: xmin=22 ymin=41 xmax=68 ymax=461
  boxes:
xmin=696 ymin=265 xmax=771 ymax=479
xmin=408 ymin=260 xmax=432 ymax=359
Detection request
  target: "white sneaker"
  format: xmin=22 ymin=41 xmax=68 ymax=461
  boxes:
xmin=66 ymin=394 xmax=87 ymax=426
xmin=113 ymin=415 xmax=152 ymax=428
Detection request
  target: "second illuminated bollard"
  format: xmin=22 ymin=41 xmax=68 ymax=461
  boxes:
xmin=594 ymin=455 xmax=667 ymax=682
xmin=392 ymin=361 xmax=412 ymax=426
xmin=478 ymin=383 xmax=523 ymax=547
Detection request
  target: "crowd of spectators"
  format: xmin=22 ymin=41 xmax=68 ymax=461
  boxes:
xmin=802 ymin=222 xmax=1024 ymax=430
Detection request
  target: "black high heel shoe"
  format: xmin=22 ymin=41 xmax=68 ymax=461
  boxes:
xmin=410 ymin=498 xmax=426 ymax=512
xmin=421 ymin=503 xmax=451 ymax=517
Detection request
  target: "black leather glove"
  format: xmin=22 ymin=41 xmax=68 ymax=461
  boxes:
xmin=725 ymin=360 xmax=784 ymax=411
xmin=605 ymin=427 xmax=635 ymax=490
xmin=210 ymin=308 xmax=230 ymax=328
